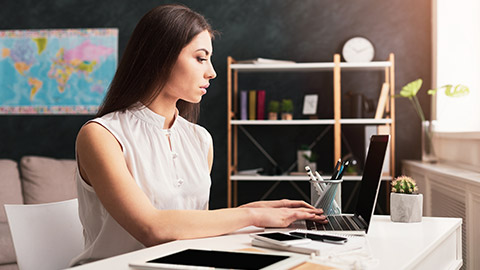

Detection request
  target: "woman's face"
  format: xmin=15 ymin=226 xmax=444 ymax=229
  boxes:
xmin=162 ymin=30 xmax=217 ymax=104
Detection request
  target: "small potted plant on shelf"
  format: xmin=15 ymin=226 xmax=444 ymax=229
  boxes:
xmin=281 ymin=99 xmax=293 ymax=120
xmin=267 ymin=100 xmax=280 ymax=120
xmin=390 ymin=175 xmax=423 ymax=223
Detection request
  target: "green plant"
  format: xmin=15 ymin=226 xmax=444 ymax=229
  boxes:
xmin=299 ymin=144 xmax=310 ymax=151
xmin=281 ymin=99 xmax=294 ymax=113
xmin=397 ymin=78 xmax=469 ymax=122
xmin=391 ymin=175 xmax=418 ymax=194
xmin=302 ymin=152 xmax=318 ymax=162
xmin=398 ymin=79 xmax=469 ymax=162
xmin=267 ymin=100 xmax=280 ymax=113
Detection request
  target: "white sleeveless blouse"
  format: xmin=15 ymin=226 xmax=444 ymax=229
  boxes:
xmin=70 ymin=104 xmax=212 ymax=265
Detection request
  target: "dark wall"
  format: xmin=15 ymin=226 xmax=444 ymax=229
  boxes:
xmin=0 ymin=0 xmax=431 ymax=209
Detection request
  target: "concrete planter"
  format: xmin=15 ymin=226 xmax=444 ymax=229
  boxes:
xmin=306 ymin=162 xmax=316 ymax=173
xmin=390 ymin=193 xmax=423 ymax=223
xmin=297 ymin=150 xmax=311 ymax=172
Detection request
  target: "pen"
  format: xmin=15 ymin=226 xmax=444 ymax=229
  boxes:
xmin=331 ymin=158 xmax=341 ymax=179
xmin=305 ymin=166 xmax=325 ymax=206
xmin=335 ymin=165 xmax=343 ymax=180
xmin=335 ymin=163 xmax=345 ymax=180
xmin=314 ymin=171 xmax=325 ymax=191
xmin=305 ymin=166 xmax=317 ymax=182
xmin=336 ymin=160 xmax=350 ymax=179
xmin=333 ymin=158 xmax=341 ymax=172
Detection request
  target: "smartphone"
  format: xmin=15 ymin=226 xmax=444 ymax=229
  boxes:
xmin=289 ymin=232 xmax=348 ymax=244
xmin=252 ymin=232 xmax=311 ymax=246
xmin=319 ymin=234 xmax=348 ymax=244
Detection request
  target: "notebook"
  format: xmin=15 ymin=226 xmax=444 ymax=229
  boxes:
xmin=289 ymin=134 xmax=389 ymax=235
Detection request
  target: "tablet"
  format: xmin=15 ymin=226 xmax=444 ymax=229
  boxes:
xmin=129 ymin=248 xmax=307 ymax=270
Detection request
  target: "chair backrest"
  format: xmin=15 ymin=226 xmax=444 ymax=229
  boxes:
xmin=4 ymin=199 xmax=83 ymax=270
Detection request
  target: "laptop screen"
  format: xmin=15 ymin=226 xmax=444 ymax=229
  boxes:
xmin=354 ymin=135 xmax=389 ymax=229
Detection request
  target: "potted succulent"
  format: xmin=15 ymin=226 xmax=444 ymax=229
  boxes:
xmin=390 ymin=175 xmax=423 ymax=223
xmin=267 ymin=100 xmax=280 ymax=120
xmin=281 ymin=99 xmax=294 ymax=120
xmin=397 ymin=79 xmax=469 ymax=163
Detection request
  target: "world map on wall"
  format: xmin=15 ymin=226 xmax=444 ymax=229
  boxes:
xmin=0 ymin=28 xmax=117 ymax=114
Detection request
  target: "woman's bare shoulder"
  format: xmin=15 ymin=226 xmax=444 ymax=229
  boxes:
xmin=77 ymin=121 xmax=119 ymax=149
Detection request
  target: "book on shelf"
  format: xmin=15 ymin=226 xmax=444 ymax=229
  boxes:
xmin=236 ymin=58 xmax=296 ymax=65
xmin=248 ymin=90 xmax=256 ymax=120
xmin=374 ymin=83 xmax=389 ymax=119
xmin=256 ymin=90 xmax=266 ymax=120
xmin=237 ymin=168 xmax=264 ymax=176
xmin=240 ymin=90 xmax=248 ymax=120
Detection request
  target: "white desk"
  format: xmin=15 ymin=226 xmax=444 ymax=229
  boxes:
xmin=70 ymin=216 xmax=462 ymax=270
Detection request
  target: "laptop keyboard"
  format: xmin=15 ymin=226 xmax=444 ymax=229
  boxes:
xmin=305 ymin=215 xmax=366 ymax=231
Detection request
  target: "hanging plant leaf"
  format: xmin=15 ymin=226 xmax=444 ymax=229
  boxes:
xmin=399 ymin=78 xmax=423 ymax=98
xmin=445 ymin=84 xmax=469 ymax=97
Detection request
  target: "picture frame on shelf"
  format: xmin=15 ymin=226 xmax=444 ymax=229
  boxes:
xmin=302 ymin=94 xmax=318 ymax=115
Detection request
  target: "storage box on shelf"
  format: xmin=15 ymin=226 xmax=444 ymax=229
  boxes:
xmin=226 ymin=54 xmax=396 ymax=208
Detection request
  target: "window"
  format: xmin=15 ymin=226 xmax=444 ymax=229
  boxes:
xmin=433 ymin=0 xmax=480 ymax=132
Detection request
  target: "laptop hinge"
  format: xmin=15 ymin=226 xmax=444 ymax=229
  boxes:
xmin=354 ymin=214 xmax=368 ymax=229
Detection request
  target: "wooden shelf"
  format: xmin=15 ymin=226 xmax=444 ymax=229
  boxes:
xmin=231 ymin=174 xmax=393 ymax=181
xmin=340 ymin=118 xmax=393 ymax=124
xmin=230 ymin=61 xmax=392 ymax=72
xmin=231 ymin=119 xmax=335 ymax=125
xmin=231 ymin=118 xmax=392 ymax=125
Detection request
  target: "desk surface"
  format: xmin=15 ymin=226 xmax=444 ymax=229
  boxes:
xmin=70 ymin=216 xmax=462 ymax=270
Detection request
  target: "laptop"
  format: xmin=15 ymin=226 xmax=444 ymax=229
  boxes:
xmin=289 ymin=134 xmax=389 ymax=235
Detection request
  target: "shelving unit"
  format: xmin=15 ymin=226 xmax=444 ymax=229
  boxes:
xmin=230 ymin=175 xmax=393 ymax=181
xmin=231 ymin=119 xmax=392 ymax=125
xmin=227 ymin=53 xmax=396 ymax=208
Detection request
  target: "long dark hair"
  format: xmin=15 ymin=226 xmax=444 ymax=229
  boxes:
xmin=96 ymin=4 xmax=215 ymax=122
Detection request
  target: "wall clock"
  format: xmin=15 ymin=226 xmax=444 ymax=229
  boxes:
xmin=342 ymin=37 xmax=375 ymax=63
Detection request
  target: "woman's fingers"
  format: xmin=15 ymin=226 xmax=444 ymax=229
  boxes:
xmin=255 ymin=207 xmax=326 ymax=227
xmin=280 ymin=200 xmax=326 ymax=216
xmin=308 ymin=213 xmax=328 ymax=223
xmin=238 ymin=199 xmax=327 ymax=216
xmin=243 ymin=201 xmax=329 ymax=227
xmin=281 ymin=199 xmax=316 ymax=209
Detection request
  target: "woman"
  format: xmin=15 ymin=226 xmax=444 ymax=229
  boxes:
xmin=71 ymin=4 xmax=326 ymax=265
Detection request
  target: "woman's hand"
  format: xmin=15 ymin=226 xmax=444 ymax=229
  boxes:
xmin=239 ymin=199 xmax=328 ymax=228
xmin=247 ymin=207 xmax=327 ymax=228
xmin=239 ymin=199 xmax=316 ymax=209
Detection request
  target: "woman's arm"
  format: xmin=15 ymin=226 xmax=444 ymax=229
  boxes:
xmin=239 ymin=200 xmax=318 ymax=209
xmin=77 ymin=123 xmax=325 ymax=247
xmin=207 ymin=137 xmax=214 ymax=172
xmin=205 ymin=141 xmax=214 ymax=210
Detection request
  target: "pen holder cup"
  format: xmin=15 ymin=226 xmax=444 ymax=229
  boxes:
xmin=310 ymin=178 xmax=342 ymax=215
